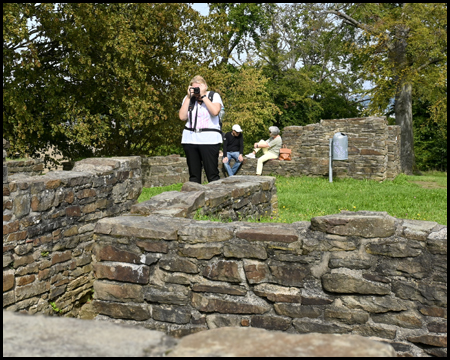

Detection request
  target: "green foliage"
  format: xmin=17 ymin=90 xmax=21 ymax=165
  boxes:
xmin=342 ymin=3 xmax=447 ymax=124
xmin=412 ymin=99 xmax=447 ymax=171
xmin=49 ymin=301 xmax=62 ymax=313
xmin=3 ymin=3 xmax=212 ymax=164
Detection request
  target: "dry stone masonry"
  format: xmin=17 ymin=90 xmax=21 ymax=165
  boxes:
xmin=138 ymin=117 xmax=401 ymax=184
xmin=131 ymin=176 xmax=277 ymax=221
xmin=91 ymin=209 xmax=447 ymax=357
xmin=2 ymin=116 xmax=444 ymax=358
xmin=6 ymin=158 xmax=44 ymax=177
xmin=3 ymin=155 xmax=142 ymax=316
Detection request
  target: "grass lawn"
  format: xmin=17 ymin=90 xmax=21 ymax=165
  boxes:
xmin=138 ymin=172 xmax=447 ymax=225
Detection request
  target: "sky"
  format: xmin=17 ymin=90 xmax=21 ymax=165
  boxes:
xmin=191 ymin=3 xmax=209 ymax=16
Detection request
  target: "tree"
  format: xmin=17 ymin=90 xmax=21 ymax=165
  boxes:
xmin=321 ymin=3 xmax=447 ymax=174
xmin=207 ymin=3 xmax=274 ymax=65
xmin=252 ymin=4 xmax=362 ymax=128
xmin=3 ymin=3 xmax=214 ymax=165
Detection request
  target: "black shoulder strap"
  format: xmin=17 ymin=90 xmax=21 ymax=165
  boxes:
xmin=208 ymin=90 xmax=214 ymax=102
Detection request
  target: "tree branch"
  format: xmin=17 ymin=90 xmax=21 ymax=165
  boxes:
xmin=324 ymin=9 xmax=373 ymax=33
xmin=416 ymin=57 xmax=446 ymax=73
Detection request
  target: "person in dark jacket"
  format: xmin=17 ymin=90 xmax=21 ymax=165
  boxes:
xmin=222 ymin=124 xmax=244 ymax=176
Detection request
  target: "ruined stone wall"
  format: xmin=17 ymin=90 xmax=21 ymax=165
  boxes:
xmin=387 ymin=125 xmax=402 ymax=180
xmin=6 ymin=158 xmax=45 ymax=177
xmin=3 ymin=157 xmax=142 ymax=316
xmin=132 ymin=176 xmax=277 ymax=221
xmin=91 ymin=210 xmax=446 ymax=357
xmin=138 ymin=117 xmax=402 ymax=184
xmin=141 ymin=155 xmax=189 ymax=187
xmin=280 ymin=116 xmax=401 ymax=181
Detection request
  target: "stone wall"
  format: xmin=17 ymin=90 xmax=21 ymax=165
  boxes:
xmin=138 ymin=117 xmax=401 ymax=184
xmin=3 ymin=157 xmax=142 ymax=316
xmin=280 ymin=116 xmax=400 ymax=181
xmin=91 ymin=210 xmax=447 ymax=357
xmin=131 ymin=176 xmax=277 ymax=221
xmin=141 ymin=155 xmax=189 ymax=187
xmin=6 ymin=158 xmax=44 ymax=177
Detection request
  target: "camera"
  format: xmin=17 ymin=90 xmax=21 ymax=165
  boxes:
xmin=190 ymin=87 xmax=200 ymax=96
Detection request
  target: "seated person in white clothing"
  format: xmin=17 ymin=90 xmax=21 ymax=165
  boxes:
xmin=245 ymin=126 xmax=282 ymax=175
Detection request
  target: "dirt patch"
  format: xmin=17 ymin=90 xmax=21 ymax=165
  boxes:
xmin=409 ymin=181 xmax=447 ymax=189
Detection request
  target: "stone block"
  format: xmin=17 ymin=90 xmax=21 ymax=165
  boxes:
xmin=253 ymin=283 xmax=302 ymax=303
xmin=178 ymin=222 xmax=234 ymax=244
xmin=269 ymin=262 xmax=309 ymax=287
xmin=324 ymin=307 xmax=369 ymax=325
xmin=202 ymin=260 xmax=242 ymax=283
xmin=167 ymin=327 xmax=396 ymax=357
xmin=243 ymin=260 xmax=269 ymax=284
xmin=366 ymin=238 xmax=423 ymax=258
xmin=143 ymin=284 xmax=190 ymax=305
xmin=94 ymin=280 xmax=143 ymax=303
xmin=419 ymin=306 xmax=447 ymax=319
xmin=372 ymin=310 xmax=423 ymax=329
xmin=311 ymin=211 xmax=395 ymax=238
xmin=401 ymin=219 xmax=439 ymax=241
xmin=223 ymin=242 xmax=267 ymax=260
xmin=152 ymin=305 xmax=191 ymax=324
xmin=95 ymin=244 xmax=141 ymax=264
xmin=15 ymin=281 xmax=49 ymax=302
xmin=13 ymin=193 xmax=30 ymax=218
xmin=352 ymin=324 xmax=397 ymax=340
xmin=192 ymin=283 xmax=247 ymax=296
xmin=274 ymin=303 xmax=321 ymax=319
xmin=93 ymin=300 xmax=150 ymax=321
xmin=192 ymin=293 xmax=270 ymax=314
xmin=31 ymin=190 xmax=55 ymax=212
xmin=65 ymin=206 xmax=81 ymax=217
xmin=236 ymin=226 xmax=298 ymax=243
xmin=94 ymin=216 xmax=181 ymax=240
xmin=136 ymin=240 xmax=169 ymax=253
xmin=322 ymin=270 xmax=390 ymax=295
xmin=52 ymin=251 xmax=72 ymax=265
xmin=250 ymin=315 xmax=291 ymax=331
xmin=340 ymin=295 xmax=408 ymax=313
xmin=407 ymin=334 xmax=447 ymax=347
xmin=93 ymin=262 xmax=149 ymax=284
xmin=3 ymin=269 xmax=15 ymax=292
xmin=178 ymin=243 xmax=223 ymax=260
xmin=159 ymin=257 xmax=198 ymax=274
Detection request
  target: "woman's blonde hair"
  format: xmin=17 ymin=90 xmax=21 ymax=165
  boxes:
xmin=190 ymin=75 xmax=207 ymax=88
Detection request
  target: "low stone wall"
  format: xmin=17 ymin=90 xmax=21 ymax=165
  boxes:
xmin=6 ymin=158 xmax=44 ymax=177
xmin=91 ymin=210 xmax=447 ymax=357
xmin=132 ymin=176 xmax=277 ymax=221
xmin=3 ymin=157 xmax=142 ymax=316
xmin=141 ymin=155 xmax=189 ymax=187
xmin=281 ymin=117 xmax=400 ymax=181
xmin=138 ymin=117 xmax=401 ymax=185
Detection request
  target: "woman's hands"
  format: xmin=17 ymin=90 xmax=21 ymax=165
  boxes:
xmin=187 ymin=83 xmax=207 ymax=99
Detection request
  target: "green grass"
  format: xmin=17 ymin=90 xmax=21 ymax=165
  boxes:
xmin=138 ymin=172 xmax=447 ymax=225
xmin=138 ymin=183 xmax=183 ymax=202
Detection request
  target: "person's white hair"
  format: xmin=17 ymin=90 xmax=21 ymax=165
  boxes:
xmin=269 ymin=126 xmax=280 ymax=135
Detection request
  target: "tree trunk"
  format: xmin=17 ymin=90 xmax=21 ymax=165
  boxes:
xmin=394 ymin=81 xmax=415 ymax=175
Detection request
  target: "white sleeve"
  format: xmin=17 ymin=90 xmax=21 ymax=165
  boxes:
xmin=212 ymin=92 xmax=223 ymax=106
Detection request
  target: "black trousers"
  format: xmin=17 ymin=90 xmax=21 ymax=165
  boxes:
xmin=183 ymin=143 xmax=221 ymax=184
